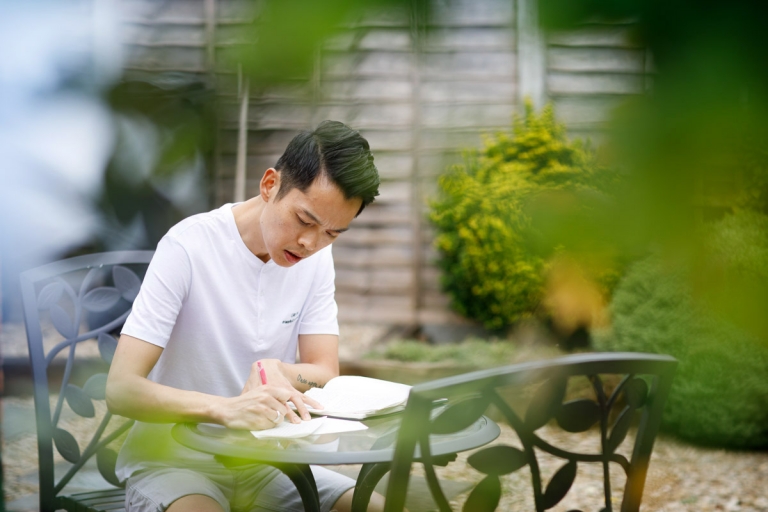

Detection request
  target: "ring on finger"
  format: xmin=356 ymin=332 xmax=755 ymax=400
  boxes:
xmin=273 ymin=409 xmax=282 ymax=424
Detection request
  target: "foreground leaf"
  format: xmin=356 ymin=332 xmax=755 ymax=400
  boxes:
xmin=556 ymin=399 xmax=601 ymax=433
xmin=50 ymin=304 xmax=76 ymax=339
xmin=37 ymin=282 xmax=64 ymax=310
xmin=53 ymin=428 xmax=81 ymax=463
xmin=84 ymin=373 xmax=108 ymax=400
xmin=82 ymin=287 xmax=121 ymax=312
xmin=97 ymin=448 xmax=121 ymax=487
xmin=431 ymin=395 xmax=490 ymax=435
xmin=525 ymin=377 xmax=567 ymax=431
xmin=468 ymin=445 xmax=528 ymax=475
xmin=541 ymin=460 xmax=577 ymax=509
xmin=463 ymin=475 xmax=501 ymax=512
xmin=113 ymin=266 xmax=141 ymax=302
xmin=65 ymin=384 xmax=95 ymax=418
xmin=98 ymin=332 xmax=118 ymax=363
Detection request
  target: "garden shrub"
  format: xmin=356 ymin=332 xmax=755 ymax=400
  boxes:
xmin=596 ymin=211 xmax=768 ymax=448
xmin=429 ymin=102 xmax=615 ymax=330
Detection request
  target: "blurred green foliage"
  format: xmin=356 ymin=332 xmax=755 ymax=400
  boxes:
xmin=429 ymin=103 xmax=616 ymax=330
xmin=233 ymin=0 xmax=428 ymax=85
xmin=534 ymin=0 xmax=768 ymax=341
xmin=735 ymin=145 xmax=768 ymax=214
xmin=98 ymin=79 xmax=215 ymax=249
xmin=596 ymin=210 xmax=768 ymax=448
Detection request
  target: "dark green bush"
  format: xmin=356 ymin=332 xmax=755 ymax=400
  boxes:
xmin=596 ymin=211 xmax=768 ymax=448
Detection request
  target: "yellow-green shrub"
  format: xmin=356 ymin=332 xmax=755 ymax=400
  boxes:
xmin=429 ymin=103 xmax=613 ymax=330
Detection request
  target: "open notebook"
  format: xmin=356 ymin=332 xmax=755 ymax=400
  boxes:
xmin=303 ymin=376 xmax=412 ymax=420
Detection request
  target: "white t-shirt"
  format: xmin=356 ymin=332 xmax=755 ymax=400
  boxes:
xmin=115 ymin=203 xmax=339 ymax=480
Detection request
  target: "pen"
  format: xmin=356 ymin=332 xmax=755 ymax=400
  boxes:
xmin=257 ymin=360 xmax=268 ymax=385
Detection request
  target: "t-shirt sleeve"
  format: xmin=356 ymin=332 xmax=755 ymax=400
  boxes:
xmin=298 ymin=247 xmax=340 ymax=336
xmin=121 ymin=235 xmax=192 ymax=348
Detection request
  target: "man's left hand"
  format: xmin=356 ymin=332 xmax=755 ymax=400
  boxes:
xmin=242 ymin=359 xmax=322 ymax=422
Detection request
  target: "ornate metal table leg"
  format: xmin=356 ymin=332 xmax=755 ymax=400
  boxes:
xmin=352 ymin=462 xmax=391 ymax=512
xmin=264 ymin=462 xmax=321 ymax=512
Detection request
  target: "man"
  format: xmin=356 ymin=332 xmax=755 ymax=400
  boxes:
xmin=106 ymin=120 xmax=383 ymax=512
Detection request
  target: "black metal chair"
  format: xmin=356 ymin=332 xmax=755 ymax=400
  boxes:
xmin=20 ymin=251 xmax=154 ymax=512
xmin=382 ymin=352 xmax=677 ymax=512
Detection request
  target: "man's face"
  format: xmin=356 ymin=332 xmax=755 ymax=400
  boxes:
xmin=260 ymin=170 xmax=362 ymax=267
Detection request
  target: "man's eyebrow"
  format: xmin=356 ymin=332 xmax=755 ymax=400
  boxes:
xmin=301 ymin=208 xmax=349 ymax=233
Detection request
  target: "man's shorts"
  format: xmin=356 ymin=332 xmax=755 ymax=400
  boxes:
xmin=125 ymin=463 xmax=355 ymax=512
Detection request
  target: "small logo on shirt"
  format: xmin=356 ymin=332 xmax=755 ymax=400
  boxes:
xmin=282 ymin=311 xmax=299 ymax=324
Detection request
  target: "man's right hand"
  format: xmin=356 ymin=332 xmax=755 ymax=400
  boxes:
xmin=214 ymin=384 xmax=296 ymax=431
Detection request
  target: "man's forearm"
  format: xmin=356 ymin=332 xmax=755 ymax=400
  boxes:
xmin=280 ymin=361 xmax=339 ymax=392
xmin=107 ymin=362 xmax=299 ymax=429
xmin=106 ymin=335 xmax=223 ymax=424
xmin=279 ymin=333 xmax=341 ymax=393
xmin=106 ymin=372 xmax=223 ymax=424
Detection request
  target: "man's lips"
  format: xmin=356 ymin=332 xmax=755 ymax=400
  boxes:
xmin=284 ymin=250 xmax=303 ymax=263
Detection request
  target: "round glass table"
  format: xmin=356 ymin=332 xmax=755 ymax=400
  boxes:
xmin=172 ymin=413 xmax=499 ymax=511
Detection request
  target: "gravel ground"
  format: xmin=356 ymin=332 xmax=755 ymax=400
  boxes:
xmin=430 ymin=424 xmax=768 ymax=512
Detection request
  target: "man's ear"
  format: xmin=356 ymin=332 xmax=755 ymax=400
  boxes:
xmin=260 ymin=168 xmax=280 ymax=202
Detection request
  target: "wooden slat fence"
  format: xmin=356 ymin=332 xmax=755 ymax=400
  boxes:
xmin=116 ymin=0 xmax=650 ymax=326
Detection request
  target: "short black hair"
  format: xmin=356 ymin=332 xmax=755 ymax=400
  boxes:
xmin=274 ymin=120 xmax=380 ymax=216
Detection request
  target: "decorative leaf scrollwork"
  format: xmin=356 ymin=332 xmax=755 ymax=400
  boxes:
xmin=37 ymin=282 xmax=64 ymax=310
xmin=50 ymin=304 xmax=76 ymax=339
xmin=53 ymin=428 xmax=81 ymax=463
xmin=624 ymin=378 xmax=648 ymax=409
xmin=463 ymin=474 xmax=501 ymax=512
xmin=468 ymin=445 xmax=528 ymax=475
xmin=113 ymin=265 xmax=142 ymax=302
xmin=65 ymin=384 xmax=95 ymax=417
xmin=84 ymin=373 xmax=108 ymax=400
xmin=82 ymin=287 xmax=121 ymax=313
xmin=431 ymin=395 xmax=490 ymax=435
xmin=525 ymin=377 xmax=567 ymax=431
xmin=97 ymin=447 xmax=122 ymax=487
xmin=556 ymin=399 xmax=601 ymax=433
xmin=98 ymin=332 xmax=118 ymax=363
xmin=607 ymin=406 xmax=633 ymax=453
xmin=541 ymin=460 xmax=577 ymax=509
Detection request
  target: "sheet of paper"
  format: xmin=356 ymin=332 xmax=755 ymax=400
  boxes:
xmin=305 ymin=388 xmax=387 ymax=414
xmin=251 ymin=416 xmax=326 ymax=439
xmin=312 ymin=418 xmax=368 ymax=435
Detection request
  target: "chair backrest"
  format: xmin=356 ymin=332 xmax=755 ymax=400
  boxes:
xmin=385 ymin=352 xmax=677 ymax=512
xmin=20 ymin=251 xmax=154 ymax=512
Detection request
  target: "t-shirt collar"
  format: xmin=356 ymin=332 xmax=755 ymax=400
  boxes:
xmin=223 ymin=203 xmax=275 ymax=270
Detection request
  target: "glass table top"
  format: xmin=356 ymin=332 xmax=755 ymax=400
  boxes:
xmin=172 ymin=413 xmax=500 ymax=465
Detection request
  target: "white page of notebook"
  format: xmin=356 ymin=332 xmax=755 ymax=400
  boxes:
xmin=304 ymin=376 xmax=411 ymax=414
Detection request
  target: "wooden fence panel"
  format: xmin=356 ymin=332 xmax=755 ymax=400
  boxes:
xmin=116 ymin=0 xmax=648 ymax=327
xmin=546 ymin=22 xmax=649 ymax=139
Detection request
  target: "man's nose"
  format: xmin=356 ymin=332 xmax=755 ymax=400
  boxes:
xmin=298 ymin=229 xmax=318 ymax=252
